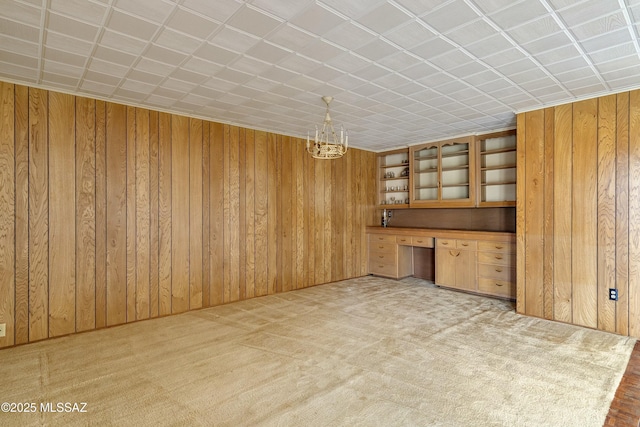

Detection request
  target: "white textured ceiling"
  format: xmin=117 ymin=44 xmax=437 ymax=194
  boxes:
xmin=1 ymin=0 xmax=640 ymax=151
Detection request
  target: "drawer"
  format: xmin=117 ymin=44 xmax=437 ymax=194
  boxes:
xmin=368 ymin=256 xmax=398 ymax=277
xmin=369 ymin=242 xmax=397 ymax=254
xmin=411 ymin=236 xmax=434 ymax=247
xmin=478 ymin=277 xmax=515 ymax=298
xmin=477 ymin=251 xmax=514 ymax=266
xmin=436 ymin=239 xmax=456 ymax=248
xmin=478 ymin=264 xmax=515 ymax=281
xmin=369 ymin=234 xmax=396 ymax=244
xmin=369 ymin=251 xmax=396 ymax=264
xmin=477 ymin=241 xmax=515 ymax=253
xmin=396 ymin=235 xmax=412 ymax=245
xmin=456 ymin=240 xmax=476 ymax=250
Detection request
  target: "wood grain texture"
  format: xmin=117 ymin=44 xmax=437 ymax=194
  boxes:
xmin=48 ymin=91 xmax=76 ymax=337
xmin=515 ymin=113 xmax=526 ymax=314
xmin=135 ymin=108 xmax=150 ymax=320
xmin=189 ymin=118 xmax=203 ymax=309
xmin=126 ymin=107 xmax=136 ymax=323
xmin=244 ymin=129 xmax=255 ymax=298
xmin=171 ymin=115 xmax=189 ymax=313
xmin=149 ymin=111 xmax=159 ymax=318
xmin=523 ymin=110 xmax=544 ymax=318
xmin=95 ymin=101 xmax=107 ymax=329
xmin=0 ymin=82 xmax=15 ymax=347
xmin=597 ymin=95 xmax=617 ymax=333
xmin=267 ymin=132 xmax=277 ymax=295
xmin=201 ymin=121 xmax=210 ymax=308
xmin=572 ymin=99 xmax=598 ymax=328
xmin=0 ymin=84 xmax=378 ymax=348
xmin=254 ymin=131 xmax=268 ymax=297
xmin=158 ymin=112 xmax=172 ymax=316
xmin=209 ymin=122 xmax=224 ymax=306
xmin=105 ymin=103 xmax=127 ymax=326
xmin=629 ymin=90 xmax=640 ymax=338
xmin=14 ymin=84 xmax=29 ymax=344
xmin=75 ymin=97 xmax=96 ymax=332
xmin=616 ymin=92 xmax=630 ymax=336
xmin=28 ymin=88 xmax=49 ymax=341
xmin=553 ymin=104 xmax=573 ymax=323
xmin=543 ymin=109 xmax=554 ymax=320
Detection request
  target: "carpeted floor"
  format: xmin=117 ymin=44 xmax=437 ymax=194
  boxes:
xmin=0 ymin=276 xmax=635 ymax=426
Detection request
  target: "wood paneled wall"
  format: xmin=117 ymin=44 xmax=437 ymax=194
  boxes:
xmin=0 ymin=82 xmax=377 ymax=348
xmin=516 ymin=89 xmax=640 ymax=337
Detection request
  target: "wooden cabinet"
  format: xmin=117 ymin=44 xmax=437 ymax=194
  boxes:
xmin=435 ymin=239 xmax=477 ymax=291
xmin=477 ymin=130 xmax=516 ymax=207
xmin=410 ymin=136 xmax=476 ymax=208
xmin=476 ymin=240 xmax=516 ymax=299
xmin=368 ymin=233 xmax=413 ymax=279
xmin=377 ymin=149 xmax=410 ymax=208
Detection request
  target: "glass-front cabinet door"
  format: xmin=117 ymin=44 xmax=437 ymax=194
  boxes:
xmin=410 ymin=136 xmax=475 ymax=207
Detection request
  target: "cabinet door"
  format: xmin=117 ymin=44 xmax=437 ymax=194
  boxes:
xmin=455 ymin=249 xmax=476 ymax=290
xmin=378 ymin=149 xmax=410 ymax=208
xmin=435 ymin=247 xmax=457 ymax=287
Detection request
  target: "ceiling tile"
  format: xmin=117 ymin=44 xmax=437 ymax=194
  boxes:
xmin=410 ymin=37 xmax=457 ymax=59
xmin=559 ymin=0 xmax=621 ymax=27
xmin=43 ymin=59 xmax=84 ymax=78
xmin=445 ymin=19 xmax=498 ymax=46
xmin=144 ymin=44 xmax=188 ymax=65
xmin=377 ymin=51 xmax=422 ymax=71
xmin=507 ymin=15 xmax=562 ymax=44
xmin=251 ymin=0 xmax=314 ymax=20
xmin=276 ymin=54 xmax=321 ymax=74
xmin=0 ymin=50 xmax=38 ymax=68
xmin=489 ymin=1 xmax=549 ymax=30
xmin=166 ymin=7 xmax=220 ymax=39
xmin=50 ymin=0 xmax=107 ymax=26
xmin=289 ymin=3 xmax=346 ymax=36
xmin=114 ymin=0 xmax=175 ymax=23
xmin=193 ymin=43 xmax=239 ymax=65
xmin=355 ymin=38 xmax=401 ymax=61
xmin=99 ymin=30 xmax=148 ymax=55
xmin=570 ymin=12 xmax=627 ymax=40
xmin=230 ymin=55 xmax=273 ymax=74
xmin=266 ymin=24 xmax=316 ymax=51
xmin=181 ymin=0 xmax=243 ymax=21
xmin=465 ymin=34 xmax=513 ymax=58
xmin=421 ymin=0 xmax=480 ymax=33
xmin=127 ymin=69 xmax=164 ymax=85
xmin=320 ymin=0 xmax=386 ymax=19
xmin=394 ymin=0 xmax=449 ymax=16
xmin=155 ymin=28 xmax=202 ymax=54
xmin=429 ymin=49 xmax=473 ymax=69
xmin=0 ymin=17 xmax=40 ymax=42
xmin=3 ymin=0 xmax=41 ymax=26
xmin=0 ymin=33 xmax=38 ymax=57
xmin=384 ymin=21 xmax=436 ymax=49
xmin=94 ymin=45 xmax=136 ymax=66
xmin=135 ymin=57 xmax=175 ymax=75
xmin=107 ymin=9 xmax=159 ymax=40
xmin=216 ymin=67 xmax=254 ymax=84
xmin=358 ymin=2 xmax=412 ymax=34
xmin=84 ymin=69 xmax=122 ymax=86
xmin=323 ymin=21 xmax=375 ymax=51
xmin=246 ymin=40 xmax=291 ymax=63
xmin=210 ymin=27 xmax=259 ymax=53
xmin=44 ymin=47 xmax=86 ymax=67
xmin=49 ymin=11 xmax=100 ymax=41
xmin=226 ymin=5 xmax=282 ymax=37
xmin=520 ymin=32 xmax=572 ymax=55
xmin=580 ymin=27 xmax=632 ymax=52
xmin=324 ymin=52 xmax=370 ymax=73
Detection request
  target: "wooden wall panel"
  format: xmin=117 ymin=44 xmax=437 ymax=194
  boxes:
xmin=14 ymin=85 xmax=29 ymax=344
xmin=95 ymin=101 xmax=107 ymax=329
xmin=552 ymin=104 xmax=573 ymax=323
xmin=209 ymin=122 xmax=224 ymax=305
xmin=158 ymin=112 xmax=172 ymax=316
xmin=616 ymin=93 xmax=630 ymax=336
xmin=75 ymin=97 xmax=96 ymax=332
xmin=518 ymin=88 xmax=640 ymax=338
xmin=189 ymin=119 xmax=203 ymax=309
xmin=105 ymin=103 xmax=127 ymax=326
xmin=597 ymin=95 xmax=617 ymax=333
xmin=629 ymin=90 xmax=640 ymax=337
xmin=0 ymin=83 xmax=376 ymax=348
xmin=171 ymin=115 xmax=189 ymax=313
xmin=523 ymin=110 xmax=544 ymax=318
xmin=48 ymin=92 xmax=76 ymax=337
xmin=135 ymin=108 xmax=150 ymax=320
xmin=28 ymin=88 xmax=49 ymax=341
xmin=0 ymin=82 xmax=15 ymax=347
xmin=571 ymin=99 xmax=598 ymax=328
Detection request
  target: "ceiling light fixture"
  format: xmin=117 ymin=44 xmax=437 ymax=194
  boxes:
xmin=307 ymin=96 xmax=348 ymax=159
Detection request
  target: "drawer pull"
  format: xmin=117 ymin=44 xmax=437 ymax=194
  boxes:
xmin=378 ymin=245 xmax=384 ymax=249
xmin=461 ymin=242 xmax=469 ymax=247
xmin=495 ymin=255 xmax=503 ymax=260
xmin=495 ymin=268 xmax=503 ymax=272
xmin=450 ymin=250 xmax=460 ymax=257
xmin=495 ymin=245 xmax=503 ymax=249
xmin=400 ymin=239 xmax=408 ymax=242
xmin=495 ymin=283 xmax=503 ymax=287
xmin=378 ymin=255 xmax=384 ymax=259
xmin=442 ymin=242 xmax=449 ymax=245
xmin=378 ymin=237 xmax=384 ymax=240
xmin=378 ymin=265 xmax=384 ymax=268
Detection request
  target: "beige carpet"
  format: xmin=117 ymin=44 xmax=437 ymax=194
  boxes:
xmin=0 ymin=276 xmax=634 ymax=426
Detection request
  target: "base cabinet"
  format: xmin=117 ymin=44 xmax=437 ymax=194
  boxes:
xmin=368 ymin=234 xmax=413 ymax=279
xmin=435 ymin=239 xmax=476 ymax=291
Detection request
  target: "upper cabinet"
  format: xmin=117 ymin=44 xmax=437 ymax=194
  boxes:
xmin=377 ymin=148 xmax=410 ymax=208
xmin=476 ymin=130 xmax=516 ymax=207
xmin=410 ymin=136 xmax=476 ymax=208
xmin=376 ymin=130 xmax=516 ymax=209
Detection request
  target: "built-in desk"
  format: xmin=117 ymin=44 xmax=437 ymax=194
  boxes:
xmin=366 ymin=227 xmax=516 ymax=300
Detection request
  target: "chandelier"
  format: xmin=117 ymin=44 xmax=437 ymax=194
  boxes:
xmin=306 ymin=96 xmax=348 ymax=159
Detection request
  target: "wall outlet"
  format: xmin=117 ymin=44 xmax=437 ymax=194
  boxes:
xmin=0 ymin=323 xmax=5 ymax=338
xmin=609 ymin=289 xmax=619 ymax=301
